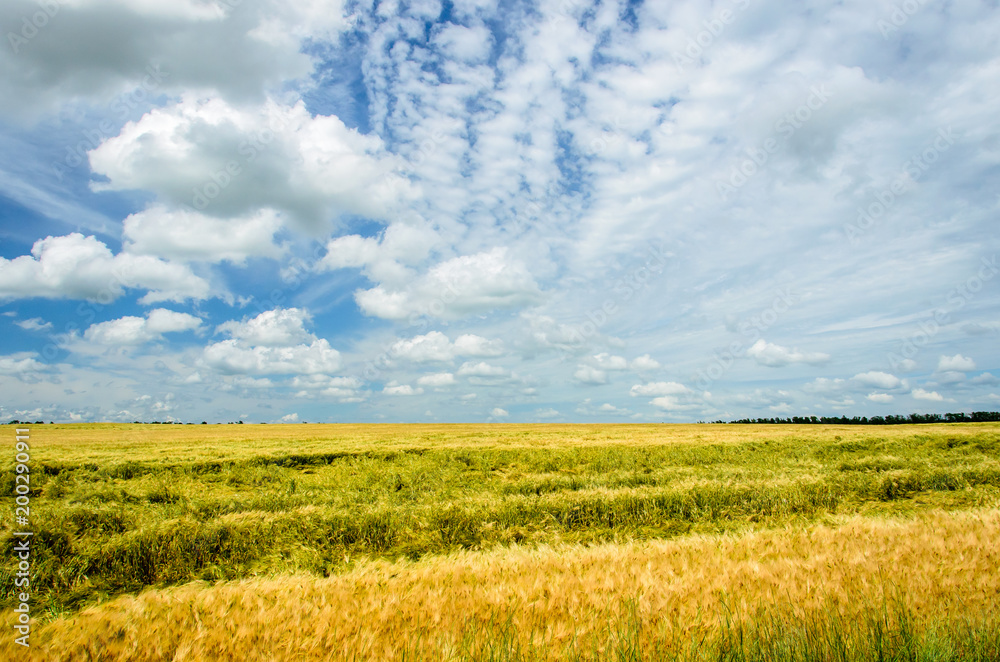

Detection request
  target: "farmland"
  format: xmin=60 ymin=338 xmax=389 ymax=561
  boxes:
xmin=2 ymin=423 xmax=999 ymax=660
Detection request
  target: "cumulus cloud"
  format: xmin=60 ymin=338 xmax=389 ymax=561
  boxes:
xmin=384 ymin=383 xmax=422 ymax=396
xmin=390 ymin=331 xmax=505 ymax=363
xmin=202 ymin=308 xmax=340 ymax=375
xmin=490 ymin=407 xmax=509 ymax=418
xmin=0 ymin=353 xmax=45 ymax=376
xmin=938 ymin=354 xmax=976 ymax=372
xmin=417 ymin=372 xmax=456 ymax=387
xmin=852 ymin=371 xmax=904 ymax=389
xmin=650 ymin=396 xmax=698 ymax=411
xmin=216 ymin=308 xmax=314 ymax=347
xmin=354 ymin=248 xmax=543 ymax=320
xmin=912 ymin=388 xmax=944 ymax=402
xmin=204 ymin=340 xmax=341 ymax=376
xmin=84 ymin=309 xmax=202 ymax=345
xmin=747 ymin=340 xmax=830 ymax=367
xmin=573 ymin=365 xmax=608 ymax=385
xmin=457 ymin=361 xmax=507 ymax=378
xmin=0 ymin=0 xmax=351 ymax=120
xmin=591 ymin=353 xmax=628 ymax=370
xmin=630 ymin=381 xmax=689 ymax=397
xmin=630 ymin=354 xmax=661 ymax=371
xmin=89 ymin=97 xmax=411 ymax=230
xmin=867 ymin=393 xmax=894 ymax=403
xmin=123 ymin=206 xmax=286 ymax=263
xmin=290 ymin=374 xmax=363 ymax=402
xmin=0 ymin=233 xmax=211 ymax=303
xmin=454 ymin=334 xmax=506 ymax=357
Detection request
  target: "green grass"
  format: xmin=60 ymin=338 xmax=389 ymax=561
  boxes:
xmin=2 ymin=424 xmax=999 ymax=618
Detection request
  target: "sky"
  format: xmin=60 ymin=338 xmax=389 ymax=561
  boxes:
xmin=0 ymin=0 xmax=998 ymax=424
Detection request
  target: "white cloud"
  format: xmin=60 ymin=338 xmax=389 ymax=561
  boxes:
xmin=630 ymin=354 xmax=661 ymax=371
xmin=84 ymin=309 xmax=201 ymax=345
xmin=534 ymin=407 xmax=559 ymax=419
xmin=204 ymin=340 xmax=341 ymax=376
xmin=290 ymin=374 xmax=364 ymax=402
xmin=938 ymin=354 xmax=976 ymax=372
xmin=912 ymin=388 xmax=944 ymax=402
xmin=216 ymin=308 xmax=313 ymax=347
xmin=573 ymin=365 xmax=608 ymax=385
xmin=457 ymin=361 xmax=507 ymax=378
xmin=383 ymin=384 xmax=423 ymax=396
xmin=354 ymin=248 xmax=543 ymax=320
xmin=320 ymin=234 xmax=382 ymax=270
xmin=650 ymin=396 xmax=698 ymax=411
xmin=490 ymin=407 xmax=509 ymax=418
xmin=0 ymin=233 xmax=211 ymax=303
xmin=432 ymin=23 xmax=493 ymax=63
xmin=89 ymin=97 xmax=411 ymax=230
xmin=15 ymin=318 xmax=52 ymax=332
xmin=123 ymin=206 xmax=286 ymax=263
xmin=390 ymin=331 xmax=454 ymax=362
xmin=390 ymin=331 xmax=505 ymax=363
xmin=203 ymin=308 xmax=340 ymax=375
xmin=867 ymin=392 xmax=894 ymax=403
xmin=591 ymin=353 xmax=628 ymax=370
xmin=280 ymin=413 xmax=300 ymax=423
xmin=223 ymin=376 xmax=274 ymax=391
xmin=630 ymin=381 xmax=689 ymax=397
xmin=0 ymin=353 xmax=45 ymax=376
xmin=417 ymin=372 xmax=456 ymax=387
xmin=0 ymin=0 xmax=351 ymax=121
xmin=747 ymin=340 xmax=830 ymax=367
xmin=453 ymin=334 xmax=505 ymax=357
xmin=852 ymin=371 xmax=903 ymax=389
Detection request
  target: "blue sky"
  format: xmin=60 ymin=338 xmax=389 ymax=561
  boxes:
xmin=0 ymin=0 xmax=998 ymax=423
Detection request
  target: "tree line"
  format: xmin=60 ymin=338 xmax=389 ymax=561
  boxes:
xmin=718 ymin=412 xmax=1000 ymax=425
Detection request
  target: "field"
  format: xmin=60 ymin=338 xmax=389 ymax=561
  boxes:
xmin=2 ymin=423 xmax=999 ymax=660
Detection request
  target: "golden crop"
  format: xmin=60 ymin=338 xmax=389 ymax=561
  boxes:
xmin=2 ymin=423 xmax=998 ymax=660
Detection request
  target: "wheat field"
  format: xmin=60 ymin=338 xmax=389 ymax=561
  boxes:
xmin=2 ymin=423 xmax=999 ymax=660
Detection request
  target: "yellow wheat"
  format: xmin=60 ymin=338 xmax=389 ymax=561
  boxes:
xmin=12 ymin=508 xmax=999 ymax=661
